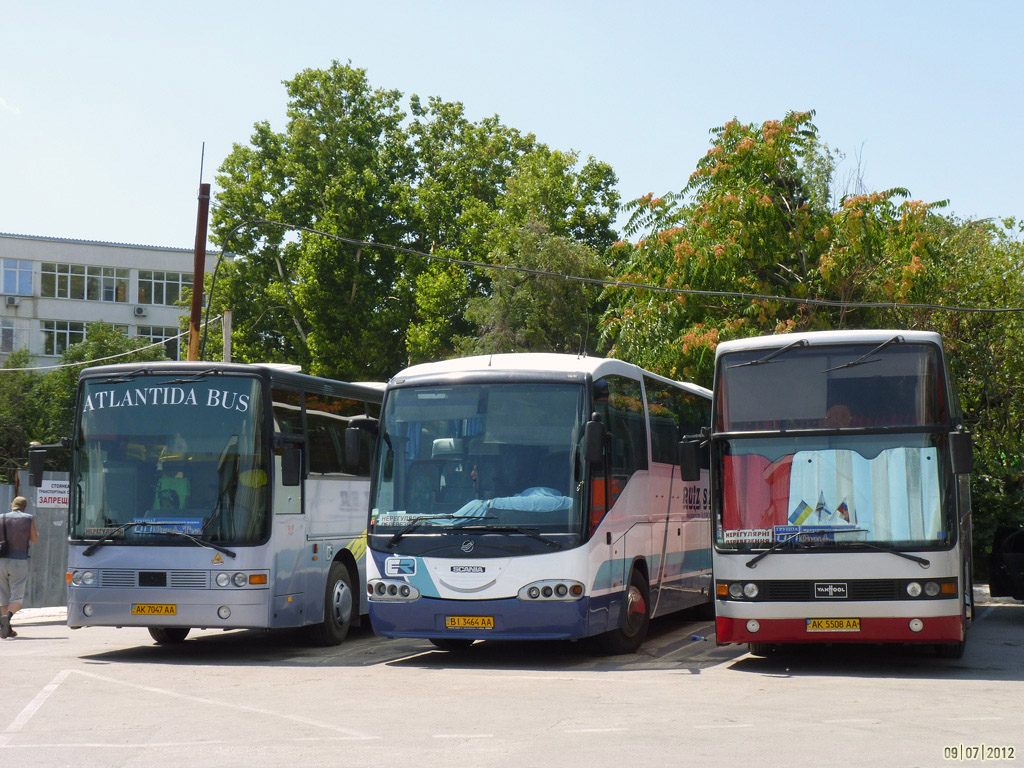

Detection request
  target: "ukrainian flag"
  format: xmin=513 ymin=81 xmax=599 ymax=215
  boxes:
xmin=789 ymin=501 xmax=813 ymax=525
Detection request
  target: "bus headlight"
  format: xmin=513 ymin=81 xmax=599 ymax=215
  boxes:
xmin=81 ymin=571 xmax=95 ymax=585
xmin=72 ymin=571 xmax=83 ymax=586
xmin=216 ymin=573 xmax=231 ymax=587
xmin=367 ymin=579 xmax=419 ymax=602
xmin=906 ymin=582 xmax=922 ymax=597
xmin=743 ymin=583 xmax=759 ymax=598
xmin=518 ymin=580 xmax=585 ymax=601
xmin=924 ymin=581 xmax=941 ymax=597
xmin=233 ymin=572 xmax=247 ymax=587
xmin=729 ymin=583 xmax=744 ymax=599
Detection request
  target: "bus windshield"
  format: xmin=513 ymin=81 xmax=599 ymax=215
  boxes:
xmin=717 ymin=341 xmax=948 ymax=431
xmin=70 ymin=375 xmax=269 ymax=546
xmin=716 ymin=433 xmax=953 ymax=551
xmin=370 ymin=382 xmax=587 ymax=550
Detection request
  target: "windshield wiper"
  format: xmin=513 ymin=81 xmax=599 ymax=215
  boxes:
xmin=832 ymin=538 xmax=930 ymax=568
xmin=729 ymin=338 xmax=809 ymax=369
xmin=98 ymin=368 xmax=151 ymax=383
xmin=385 ymin=514 xmax=461 ymax=548
xmin=81 ymin=521 xmax=185 ymax=556
xmin=744 ymin=528 xmax=869 ymax=569
xmin=455 ymin=524 xmax=562 ymax=549
xmin=166 ymin=368 xmax=221 ymax=384
xmin=147 ymin=530 xmax=237 ymax=558
xmin=823 ymin=335 xmax=904 ymax=372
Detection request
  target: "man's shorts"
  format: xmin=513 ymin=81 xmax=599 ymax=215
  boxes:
xmin=0 ymin=559 xmax=30 ymax=605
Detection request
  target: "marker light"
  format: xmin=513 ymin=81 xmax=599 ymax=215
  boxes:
xmin=941 ymin=582 xmax=958 ymax=595
xmin=716 ymin=583 xmax=729 ymax=597
xmin=570 ymin=585 xmax=584 ymax=597
xmin=216 ymin=573 xmax=231 ymax=587
xmin=248 ymin=574 xmax=268 ymax=585
xmin=924 ymin=581 xmax=941 ymax=597
xmin=743 ymin=583 xmax=759 ymax=598
xmin=909 ymin=618 xmax=924 ymax=633
xmin=218 ymin=606 xmax=232 ymax=620
xmin=906 ymin=582 xmax=922 ymax=597
xmin=746 ymin=619 xmax=760 ymax=633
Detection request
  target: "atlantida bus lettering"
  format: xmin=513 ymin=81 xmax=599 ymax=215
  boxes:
xmin=81 ymin=386 xmax=250 ymax=412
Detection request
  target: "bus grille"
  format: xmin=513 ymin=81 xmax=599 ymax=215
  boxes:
xmin=169 ymin=571 xmax=210 ymax=589
xmin=763 ymin=580 xmax=901 ymax=601
xmin=100 ymin=570 xmax=136 ymax=587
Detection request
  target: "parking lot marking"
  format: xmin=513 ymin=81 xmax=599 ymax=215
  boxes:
xmin=432 ymin=734 xmax=494 ymax=739
xmin=562 ymin=728 xmax=628 ymax=733
xmin=693 ymin=723 xmax=754 ymax=729
xmin=0 ymin=670 xmax=72 ymax=745
xmin=72 ymin=669 xmax=377 ymax=738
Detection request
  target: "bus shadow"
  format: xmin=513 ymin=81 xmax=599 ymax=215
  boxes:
xmin=721 ymin=603 xmax=1024 ymax=682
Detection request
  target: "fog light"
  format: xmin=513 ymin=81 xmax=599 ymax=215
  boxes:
xmin=746 ymin=619 xmax=760 ymax=633
xmin=82 ymin=604 xmax=93 ymax=617
xmin=924 ymin=582 xmax=940 ymax=597
xmin=743 ymin=583 xmax=759 ymax=598
xmin=906 ymin=582 xmax=922 ymax=597
xmin=233 ymin=572 xmax=247 ymax=587
xmin=528 ymin=586 xmax=541 ymax=599
xmin=218 ymin=606 xmax=231 ymax=620
xmin=909 ymin=618 xmax=924 ymax=633
xmin=729 ymin=583 xmax=744 ymax=599
xmin=216 ymin=573 xmax=231 ymax=587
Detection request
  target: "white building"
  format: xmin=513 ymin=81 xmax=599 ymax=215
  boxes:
xmin=0 ymin=232 xmax=221 ymax=365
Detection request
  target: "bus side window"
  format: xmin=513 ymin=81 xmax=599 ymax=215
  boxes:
xmin=592 ymin=375 xmax=648 ymax=520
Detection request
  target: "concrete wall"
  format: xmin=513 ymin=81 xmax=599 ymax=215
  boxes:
xmin=1 ymin=471 xmax=68 ymax=608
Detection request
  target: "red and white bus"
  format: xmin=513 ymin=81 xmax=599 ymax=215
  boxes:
xmin=681 ymin=330 xmax=974 ymax=657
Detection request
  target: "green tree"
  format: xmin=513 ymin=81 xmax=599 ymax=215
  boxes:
xmin=0 ymin=349 xmax=44 ymax=483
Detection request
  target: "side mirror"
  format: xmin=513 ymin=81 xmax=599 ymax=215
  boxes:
xmin=950 ymin=430 xmax=973 ymax=475
xmin=678 ymin=439 xmax=702 ymax=482
xmin=281 ymin=443 xmax=301 ymax=486
xmin=345 ymin=426 xmax=362 ymax=471
xmin=584 ymin=415 xmax=605 ymax=464
xmin=28 ymin=447 xmax=48 ymax=487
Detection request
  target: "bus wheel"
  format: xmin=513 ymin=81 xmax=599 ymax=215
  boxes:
xmin=598 ymin=568 xmax=650 ymax=654
xmin=429 ymin=638 xmax=475 ymax=651
xmin=935 ymin=641 xmax=965 ymax=659
xmin=148 ymin=627 xmax=189 ymax=644
xmin=308 ymin=562 xmax=354 ymax=646
xmin=748 ymin=642 xmax=774 ymax=657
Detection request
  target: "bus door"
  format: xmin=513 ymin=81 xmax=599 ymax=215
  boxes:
xmin=271 ymin=389 xmax=306 ymax=626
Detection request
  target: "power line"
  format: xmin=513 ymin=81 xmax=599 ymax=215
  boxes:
xmin=212 ymin=218 xmax=1024 ymax=315
xmin=1 ymin=316 xmax=222 ymax=373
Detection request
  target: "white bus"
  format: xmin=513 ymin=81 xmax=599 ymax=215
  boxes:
xmin=680 ymin=330 xmax=974 ymax=657
xmin=30 ymin=362 xmax=382 ymax=645
xmin=356 ymin=353 xmax=712 ymax=653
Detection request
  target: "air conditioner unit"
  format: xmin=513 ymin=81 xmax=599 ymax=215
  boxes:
xmin=134 ymin=306 xmax=147 ymax=317
xmin=4 ymin=296 xmax=20 ymax=307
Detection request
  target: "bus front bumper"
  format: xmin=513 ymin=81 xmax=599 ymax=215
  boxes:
xmin=67 ymin=587 xmax=270 ymax=630
xmin=369 ymin=595 xmax=591 ymax=641
xmin=716 ymin=614 xmax=965 ymax=645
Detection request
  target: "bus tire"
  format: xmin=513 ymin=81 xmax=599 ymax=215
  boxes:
xmin=307 ymin=562 xmax=354 ymax=646
xmin=598 ymin=568 xmax=650 ymax=655
xmin=748 ymin=642 xmax=774 ymax=657
xmin=429 ymin=638 xmax=475 ymax=651
xmin=148 ymin=627 xmax=189 ymax=644
xmin=935 ymin=640 xmax=965 ymax=659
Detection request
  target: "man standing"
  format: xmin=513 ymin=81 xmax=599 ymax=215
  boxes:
xmin=1 ymin=496 xmax=40 ymax=639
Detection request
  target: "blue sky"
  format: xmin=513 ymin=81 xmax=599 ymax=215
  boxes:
xmin=1 ymin=1 xmax=1021 ymax=249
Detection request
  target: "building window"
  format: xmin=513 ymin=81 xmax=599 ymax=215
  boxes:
xmin=137 ymin=325 xmax=182 ymax=360
xmin=42 ymin=320 xmax=86 ymax=355
xmin=0 ymin=319 xmax=29 ymax=353
xmin=1 ymin=259 xmax=33 ymax=296
xmin=40 ymin=263 xmax=128 ymax=302
xmin=138 ymin=270 xmax=192 ymax=306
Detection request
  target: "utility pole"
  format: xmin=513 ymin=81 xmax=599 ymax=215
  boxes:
xmin=187 ymin=182 xmax=211 ymax=361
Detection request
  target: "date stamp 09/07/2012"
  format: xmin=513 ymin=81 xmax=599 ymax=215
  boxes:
xmin=944 ymin=745 xmax=1016 ymax=762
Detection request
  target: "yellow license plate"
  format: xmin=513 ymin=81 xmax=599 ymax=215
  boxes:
xmin=806 ymin=618 xmax=860 ymax=632
xmin=445 ymin=616 xmax=494 ymax=629
xmin=131 ymin=604 xmax=177 ymax=616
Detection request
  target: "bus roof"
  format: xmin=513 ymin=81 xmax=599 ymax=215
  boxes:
xmin=77 ymin=361 xmax=383 ymax=402
xmin=390 ymin=353 xmax=711 ymax=398
xmin=715 ymin=329 xmax=944 ymax=358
